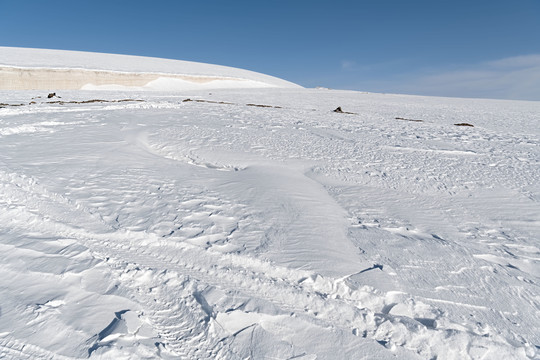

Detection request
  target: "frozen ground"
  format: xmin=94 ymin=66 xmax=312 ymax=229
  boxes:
xmin=0 ymin=50 xmax=539 ymax=360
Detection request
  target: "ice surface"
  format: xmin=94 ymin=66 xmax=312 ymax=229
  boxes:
xmin=0 ymin=47 xmax=301 ymax=90
xmin=0 ymin=49 xmax=539 ymax=359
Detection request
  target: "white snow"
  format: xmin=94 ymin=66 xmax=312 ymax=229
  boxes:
xmin=0 ymin=48 xmax=539 ymax=360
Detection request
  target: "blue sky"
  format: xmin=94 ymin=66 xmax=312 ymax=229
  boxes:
xmin=1 ymin=0 xmax=539 ymax=100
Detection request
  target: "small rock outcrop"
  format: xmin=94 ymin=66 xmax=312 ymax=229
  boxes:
xmin=333 ymin=106 xmax=356 ymax=115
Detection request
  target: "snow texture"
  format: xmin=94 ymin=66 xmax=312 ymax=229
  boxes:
xmin=0 ymin=48 xmax=539 ymax=360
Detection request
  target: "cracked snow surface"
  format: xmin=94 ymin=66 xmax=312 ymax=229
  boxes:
xmin=0 ymin=88 xmax=539 ymax=359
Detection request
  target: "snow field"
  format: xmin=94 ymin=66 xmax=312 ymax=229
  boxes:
xmin=0 ymin=88 xmax=539 ymax=359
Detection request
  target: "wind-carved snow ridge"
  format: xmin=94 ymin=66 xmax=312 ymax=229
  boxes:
xmin=1 ymin=51 xmax=539 ymax=359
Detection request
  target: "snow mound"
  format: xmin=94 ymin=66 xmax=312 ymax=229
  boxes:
xmin=0 ymin=47 xmax=301 ymax=91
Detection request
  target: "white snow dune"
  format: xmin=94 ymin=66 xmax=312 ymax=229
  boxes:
xmin=0 ymin=49 xmax=539 ymax=360
xmin=0 ymin=47 xmax=301 ymax=91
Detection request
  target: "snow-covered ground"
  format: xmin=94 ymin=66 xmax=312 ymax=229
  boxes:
xmin=0 ymin=49 xmax=539 ymax=359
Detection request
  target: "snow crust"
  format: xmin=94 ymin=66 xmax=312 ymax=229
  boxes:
xmin=0 ymin=49 xmax=539 ymax=360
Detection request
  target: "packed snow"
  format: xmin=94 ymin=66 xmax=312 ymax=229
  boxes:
xmin=0 ymin=49 xmax=539 ymax=359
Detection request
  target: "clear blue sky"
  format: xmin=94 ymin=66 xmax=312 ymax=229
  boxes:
xmin=1 ymin=0 xmax=539 ymax=100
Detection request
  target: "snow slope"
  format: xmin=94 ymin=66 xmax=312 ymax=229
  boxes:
xmin=0 ymin=47 xmax=301 ymax=90
xmin=0 ymin=49 xmax=539 ymax=359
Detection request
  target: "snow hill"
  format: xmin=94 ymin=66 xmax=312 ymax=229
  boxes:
xmin=0 ymin=48 xmax=539 ymax=360
xmin=0 ymin=47 xmax=301 ymax=90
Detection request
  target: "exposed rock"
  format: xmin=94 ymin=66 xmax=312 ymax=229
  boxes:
xmin=47 ymin=99 xmax=143 ymax=105
xmin=246 ymin=103 xmax=282 ymax=109
xmin=396 ymin=117 xmax=423 ymax=122
xmin=333 ymin=106 xmax=356 ymax=115
xmin=183 ymin=98 xmax=234 ymax=105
